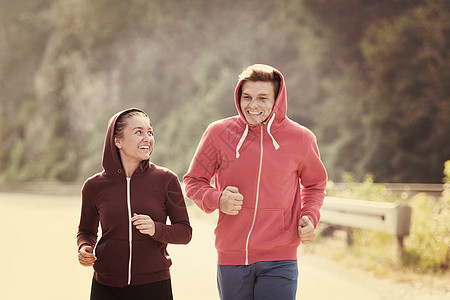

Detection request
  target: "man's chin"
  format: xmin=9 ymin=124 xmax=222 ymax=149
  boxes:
xmin=244 ymin=116 xmax=262 ymax=125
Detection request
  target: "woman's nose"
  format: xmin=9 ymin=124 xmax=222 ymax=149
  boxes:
xmin=143 ymin=134 xmax=151 ymax=141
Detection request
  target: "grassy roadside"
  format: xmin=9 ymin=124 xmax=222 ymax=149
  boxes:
xmin=302 ymin=226 xmax=450 ymax=290
xmin=314 ymin=174 xmax=450 ymax=290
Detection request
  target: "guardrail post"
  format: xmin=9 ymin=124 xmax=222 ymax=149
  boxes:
xmin=395 ymin=205 xmax=412 ymax=256
xmin=397 ymin=236 xmax=404 ymax=251
xmin=346 ymin=227 xmax=353 ymax=246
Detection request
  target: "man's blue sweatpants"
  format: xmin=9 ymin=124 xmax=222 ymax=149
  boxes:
xmin=217 ymin=260 xmax=298 ymax=300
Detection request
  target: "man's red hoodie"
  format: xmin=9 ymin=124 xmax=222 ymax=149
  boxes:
xmin=184 ymin=66 xmax=327 ymax=265
xmin=77 ymin=108 xmax=192 ymax=287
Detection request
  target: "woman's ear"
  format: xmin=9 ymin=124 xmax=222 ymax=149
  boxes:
xmin=115 ymin=137 xmax=121 ymax=148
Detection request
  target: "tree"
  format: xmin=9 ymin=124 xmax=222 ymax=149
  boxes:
xmin=361 ymin=0 xmax=450 ymax=182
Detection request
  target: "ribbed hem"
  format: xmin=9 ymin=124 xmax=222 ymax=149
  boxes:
xmin=217 ymin=246 xmax=299 ymax=266
xmin=94 ymin=269 xmax=171 ymax=287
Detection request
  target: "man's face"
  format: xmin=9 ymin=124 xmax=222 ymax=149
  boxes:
xmin=240 ymin=81 xmax=276 ymax=125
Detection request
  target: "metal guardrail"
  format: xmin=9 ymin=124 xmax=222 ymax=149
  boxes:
xmin=320 ymin=196 xmax=412 ymax=251
xmin=328 ymin=183 xmax=444 ymax=197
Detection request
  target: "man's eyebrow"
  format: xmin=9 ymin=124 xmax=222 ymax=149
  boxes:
xmin=242 ymin=92 xmax=269 ymax=96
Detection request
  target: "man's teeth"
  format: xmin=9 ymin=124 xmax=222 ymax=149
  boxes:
xmin=247 ymin=111 xmax=262 ymax=115
xmin=139 ymin=146 xmax=149 ymax=149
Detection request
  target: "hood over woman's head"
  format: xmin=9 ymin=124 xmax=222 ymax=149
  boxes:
xmin=102 ymin=108 xmax=152 ymax=175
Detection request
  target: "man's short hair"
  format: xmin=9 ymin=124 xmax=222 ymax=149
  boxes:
xmin=238 ymin=64 xmax=281 ymax=99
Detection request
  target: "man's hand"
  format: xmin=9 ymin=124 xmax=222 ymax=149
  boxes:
xmin=219 ymin=186 xmax=244 ymax=215
xmin=298 ymin=216 xmax=315 ymax=244
xmin=78 ymin=245 xmax=97 ymax=267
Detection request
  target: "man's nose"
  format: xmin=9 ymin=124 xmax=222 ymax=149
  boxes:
xmin=248 ymin=98 xmax=258 ymax=108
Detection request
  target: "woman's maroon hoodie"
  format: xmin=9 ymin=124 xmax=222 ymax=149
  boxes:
xmin=77 ymin=108 xmax=192 ymax=287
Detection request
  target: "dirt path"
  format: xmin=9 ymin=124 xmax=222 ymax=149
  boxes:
xmin=0 ymin=192 xmax=447 ymax=299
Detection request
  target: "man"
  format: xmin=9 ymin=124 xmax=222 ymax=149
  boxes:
xmin=184 ymin=64 xmax=327 ymax=300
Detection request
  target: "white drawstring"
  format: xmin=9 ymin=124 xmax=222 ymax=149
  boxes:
xmin=267 ymin=113 xmax=280 ymax=150
xmin=236 ymin=124 xmax=249 ymax=158
xmin=236 ymin=113 xmax=280 ymax=158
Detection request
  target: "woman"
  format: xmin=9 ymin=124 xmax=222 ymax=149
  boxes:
xmin=77 ymin=108 xmax=192 ymax=300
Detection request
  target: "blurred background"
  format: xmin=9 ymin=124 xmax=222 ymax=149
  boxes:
xmin=1 ymin=1 xmax=449 ymax=298
xmin=1 ymin=0 xmax=449 ymax=184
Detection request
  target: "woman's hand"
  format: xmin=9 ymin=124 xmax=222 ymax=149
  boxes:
xmin=78 ymin=245 xmax=97 ymax=267
xmin=131 ymin=213 xmax=156 ymax=236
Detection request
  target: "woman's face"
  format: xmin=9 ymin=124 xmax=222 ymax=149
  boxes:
xmin=115 ymin=115 xmax=154 ymax=165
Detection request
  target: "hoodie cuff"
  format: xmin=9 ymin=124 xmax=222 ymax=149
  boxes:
xmin=206 ymin=189 xmax=222 ymax=213
xmin=78 ymin=243 xmax=92 ymax=252
xmin=152 ymin=222 xmax=163 ymax=240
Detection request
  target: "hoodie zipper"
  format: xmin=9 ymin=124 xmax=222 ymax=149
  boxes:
xmin=244 ymin=125 xmax=264 ymax=265
xmin=126 ymin=177 xmax=133 ymax=285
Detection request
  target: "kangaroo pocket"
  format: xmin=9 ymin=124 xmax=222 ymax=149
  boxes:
xmin=94 ymin=239 xmax=129 ymax=276
xmin=250 ymin=208 xmax=298 ymax=251
xmin=132 ymin=239 xmax=171 ymax=275
xmin=214 ymin=208 xmax=253 ymax=253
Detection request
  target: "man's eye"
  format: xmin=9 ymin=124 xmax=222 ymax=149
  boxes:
xmin=148 ymin=131 xmax=153 ymax=136
xmin=136 ymin=130 xmax=142 ymax=134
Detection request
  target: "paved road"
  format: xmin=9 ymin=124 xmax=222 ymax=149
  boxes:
xmin=0 ymin=192 xmax=447 ymax=299
xmin=169 ymin=215 xmax=449 ymax=300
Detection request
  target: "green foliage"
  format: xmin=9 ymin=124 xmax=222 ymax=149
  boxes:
xmin=359 ymin=0 xmax=450 ymax=182
xmin=444 ymin=160 xmax=450 ymax=184
xmin=322 ymin=163 xmax=450 ymax=275
xmin=152 ymin=55 xmax=236 ymax=176
xmin=0 ymin=98 xmax=37 ymax=181
xmin=348 ymin=230 xmax=399 ymax=277
xmin=327 ymin=173 xmax=394 ymax=202
xmin=0 ymin=0 xmax=449 ymax=183
xmin=403 ymin=193 xmax=450 ymax=272
xmin=296 ymin=0 xmax=449 ymax=183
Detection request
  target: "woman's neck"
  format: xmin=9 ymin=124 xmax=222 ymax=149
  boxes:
xmin=122 ymin=161 xmax=140 ymax=178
